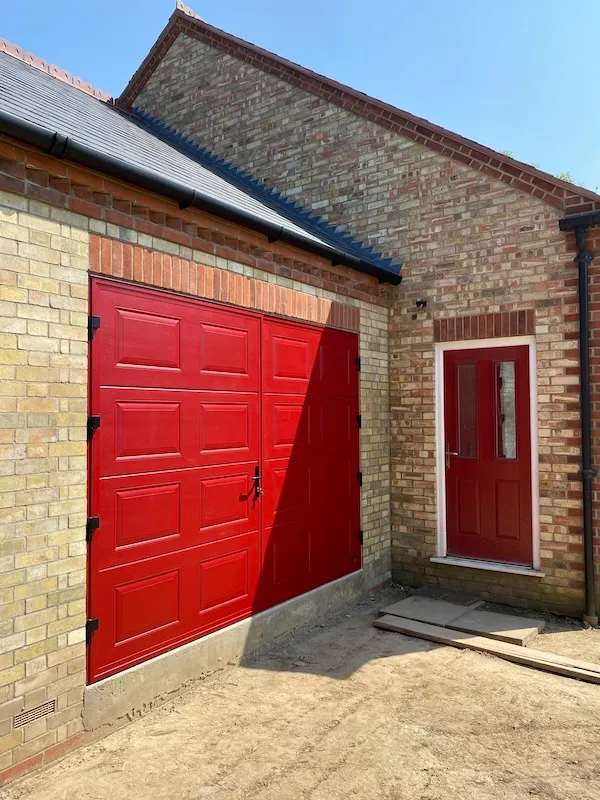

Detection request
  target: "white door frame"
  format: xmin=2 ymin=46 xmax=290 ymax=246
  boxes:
xmin=434 ymin=335 xmax=540 ymax=570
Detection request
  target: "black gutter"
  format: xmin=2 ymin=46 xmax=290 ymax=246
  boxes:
xmin=559 ymin=213 xmax=598 ymax=625
xmin=559 ymin=209 xmax=600 ymax=231
xmin=0 ymin=109 xmax=401 ymax=285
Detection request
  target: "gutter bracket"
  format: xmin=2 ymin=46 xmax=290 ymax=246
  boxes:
xmin=48 ymin=133 xmax=69 ymax=159
xmin=267 ymin=227 xmax=284 ymax=244
xmin=178 ymin=189 xmax=197 ymax=210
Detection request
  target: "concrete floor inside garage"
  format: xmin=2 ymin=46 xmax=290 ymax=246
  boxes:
xmin=5 ymin=587 xmax=600 ymax=800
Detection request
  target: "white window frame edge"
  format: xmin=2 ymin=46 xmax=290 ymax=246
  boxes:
xmin=434 ymin=335 xmax=541 ymax=572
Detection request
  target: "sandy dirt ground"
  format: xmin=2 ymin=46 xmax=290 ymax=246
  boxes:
xmin=5 ymin=589 xmax=600 ymax=800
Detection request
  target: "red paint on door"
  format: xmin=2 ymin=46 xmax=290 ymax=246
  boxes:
xmin=261 ymin=319 xmax=360 ymax=609
xmin=444 ymin=345 xmax=532 ymax=564
xmin=88 ymin=279 xmax=360 ymax=682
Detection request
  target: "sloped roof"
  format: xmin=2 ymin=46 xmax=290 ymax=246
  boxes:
xmin=135 ymin=109 xmax=398 ymax=272
xmin=0 ymin=49 xmax=400 ymax=283
xmin=119 ymin=2 xmax=600 ymax=216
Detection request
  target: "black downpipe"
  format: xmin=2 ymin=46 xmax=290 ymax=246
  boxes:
xmin=574 ymin=225 xmax=598 ymax=625
xmin=0 ymin=109 xmax=400 ymax=285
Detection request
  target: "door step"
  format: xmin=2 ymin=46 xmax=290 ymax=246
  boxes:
xmin=373 ymin=615 xmax=600 ymax=685
xmin=380 ymin=596 xmax=543 ymax=646
xmin=414 ymin=586 xmax=485 ymax=607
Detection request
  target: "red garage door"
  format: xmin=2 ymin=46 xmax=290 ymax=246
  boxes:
xmin=88 ymin=279 xmax=360 ymax=682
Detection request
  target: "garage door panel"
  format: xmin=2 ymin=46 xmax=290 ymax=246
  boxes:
xmin=199 ymin=547 xmax=252 ymax=613
xmin=97 ymin=389 xmax=259 ymax=476
xmin=115 ymin=569 xmax=181 ymax=645
xmin=317 ymin=457 xmax=358 ymax=513
xmin=196 ymin=306 xmax=259 ymax=391
xmin=314 ymin=516 xmax=359 ymax=586
xmin=316 ymin=330 xmax=359 ymax=397
xmin=97 ymin=388 xmax=194 ymax=476
xmin=114 ymin=480 xmax=182 ymax=550
xmin=89 ymin=532 xmax=259 ymax=681
xmin=116 ymin=307 xmax=182 ymax=370
xmin=95 ymin=466 xmax=258 ymax=570
xmin=262 ymin=395 xmax=318 ymax=459
xmin=196 ymin=534 xmax=259 ymax=625
xmin=261 ymin=521 xmax=312 ymax=608
xmin=115 ymin=400 xmax=181 ymax=459
xmin=262 ymin=457 xmax=314 ymax=527
xmin=319 ymin=397 xmax=359 ymax=453
xmin=198 ymin=464 xmax=259 ymax=541
xmin=92 ymin=280 xmax=259 ymax=391
xmin=262 ymin=318 xmax=320 ymax=394
xmin=198 ymin=398 xmax=257 ymax=462
xmin=92 ymin=280 xmax=196 ymax=389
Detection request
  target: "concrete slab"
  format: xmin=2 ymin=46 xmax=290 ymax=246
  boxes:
xmin=448 ymin=609 xmax=545 ymax=646
xmin=83 ymin=569 xmax=365 ymax=731
xmin=414 ymin=586 xmax=485 ymax=608
xmin=379 ymin=596 xmax=473 ymax=626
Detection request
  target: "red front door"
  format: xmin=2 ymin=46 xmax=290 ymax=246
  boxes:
xmin=88 ymin=279 xmax=360 ymax=682
xmin=444 ymin=345 xmax=532 ymax=564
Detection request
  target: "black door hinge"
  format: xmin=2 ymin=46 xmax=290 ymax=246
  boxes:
xmin=86 ymin=617 xmax=99 ymax=646
xmin=88 ymin=315 xmax=101 ymax=341
xmin=86 ymin=516 xmax=100 ymax=542
xmin=87 ymin=416 xmax=100 ymax=441
xmin=356 ymin=414 xmax=362 ymax=428
xmin=358 ymin=530 xmax=364 ymax=546
xmin=357 ymin=471 xmax=363 ymax=487
xmin=355 ymin=356 xmax=361 ymax=371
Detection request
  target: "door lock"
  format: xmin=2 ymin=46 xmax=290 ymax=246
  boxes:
xmin=445 ymin=443 xmax=459 ymax=469
xmin=252 ymin=465 xmax=263 ymax=498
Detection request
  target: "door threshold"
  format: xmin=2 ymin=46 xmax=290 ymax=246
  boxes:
xmin=430 ymin=556 xmax=544 ymax=577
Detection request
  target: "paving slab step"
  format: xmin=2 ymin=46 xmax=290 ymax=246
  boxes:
xmin=414 ymin=586 xmax=485 ymax=607
xmin=448 ymin=608 xmax=544 ymax=646
xmin=379 ymin=596 xmax=478 ymax=626
xmin=380 ymin=596 xmax=544 ymax=646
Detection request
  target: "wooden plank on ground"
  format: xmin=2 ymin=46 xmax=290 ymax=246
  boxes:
xmin=374 ymin=615 xmax=600 ymax=684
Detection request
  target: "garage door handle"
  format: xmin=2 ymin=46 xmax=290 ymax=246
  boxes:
xmin=252 ymin=466 xmax=263 ymax=498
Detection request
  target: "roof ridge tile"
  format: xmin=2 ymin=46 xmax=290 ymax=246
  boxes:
xmin=0 ymin=38 xmax=112 ymax=102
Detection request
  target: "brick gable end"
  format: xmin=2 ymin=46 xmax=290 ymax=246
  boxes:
xmin=119 ymin=7 xmax=600 ymax=215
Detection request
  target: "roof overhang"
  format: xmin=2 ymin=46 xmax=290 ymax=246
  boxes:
xmin=0 ymin=107 xmax=401 ymax=284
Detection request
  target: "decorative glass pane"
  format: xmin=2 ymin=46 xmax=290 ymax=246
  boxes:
xmin=457 ymin=363 xmax=477 ymax=458
xmin=497 ymin=361 xmax=516 ymax=459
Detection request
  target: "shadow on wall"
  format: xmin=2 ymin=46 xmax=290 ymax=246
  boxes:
xmin=241 ymin=307 xmax=363 ymax=674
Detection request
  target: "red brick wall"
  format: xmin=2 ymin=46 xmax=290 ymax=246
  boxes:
xmin=90 ymin=236 xmax=360 ymax=331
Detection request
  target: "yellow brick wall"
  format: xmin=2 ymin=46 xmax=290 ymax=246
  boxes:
xmin=0 ymin=190 xmax=89 ymax=770
xmin=0 ymin=191 xmax=391 ymax=774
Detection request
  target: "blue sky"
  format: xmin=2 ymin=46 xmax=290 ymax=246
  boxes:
xmin=3 ymin=1 xmax=599 ymax=190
